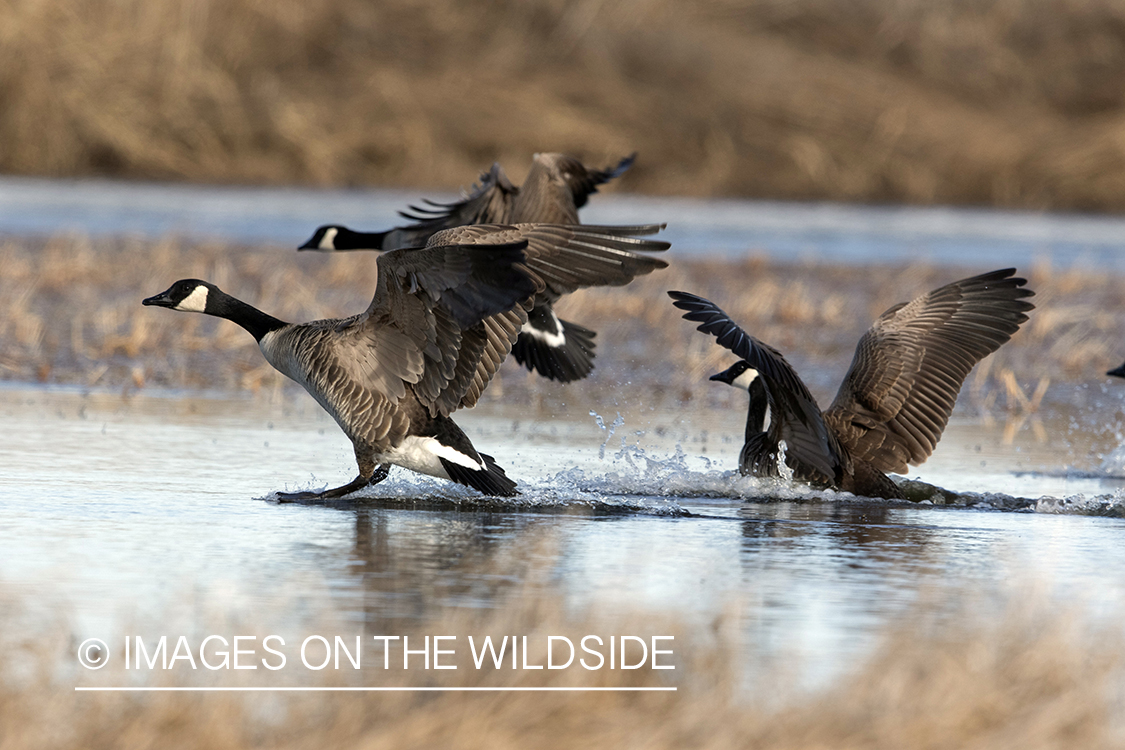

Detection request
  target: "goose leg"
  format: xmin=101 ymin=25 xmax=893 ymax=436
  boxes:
xmin=276 ymin=456 xmax=387 ymax=503
xmin=276 ymin=475 xmax=371 ymax=502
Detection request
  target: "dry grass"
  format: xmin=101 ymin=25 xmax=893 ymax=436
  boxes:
xmin=3 ymin=234 xmax=1123 ymax=417
xmin=6 ymin=0 xmax=1125 ymax=209
xmin=5 ymin=586 xmax=1123 ymax=748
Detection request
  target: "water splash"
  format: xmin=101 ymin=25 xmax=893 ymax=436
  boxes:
xmin=1098 ymin=443 xmax=1125 ymax=476
xmin=589 ymin=410 xmax=625 ymax=459
xmin=1034 ymin=490 xmax=1125 ymax=517
xmin=776 ymin=440 xmax=793 ymax=482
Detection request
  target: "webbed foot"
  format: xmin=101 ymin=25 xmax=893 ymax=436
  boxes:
xmin=276 ymin=475 xmax=371 ymax=503
xmin=275 ymin=464 xmax=391 ymax=503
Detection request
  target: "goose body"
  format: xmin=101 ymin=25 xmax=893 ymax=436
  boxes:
xmin=145 ymin=223 xmax=669 ymax=500
xmin=671 ymin=269 xmax=1035 ymax=499
xmin=298 ymin=152 xmax=635 ymax=383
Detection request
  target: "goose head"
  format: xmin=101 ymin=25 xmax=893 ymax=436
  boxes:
xmin=298 ymin=224 xmax=343 ymax=251
xmin=709 ymin=360 xmax=760 ymax=391
xmin=142 ymin=279 xmax=217 ymax=313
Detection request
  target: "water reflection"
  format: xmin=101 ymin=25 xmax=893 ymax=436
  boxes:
xmin=339 ymin=509 xmax=531 ymax=628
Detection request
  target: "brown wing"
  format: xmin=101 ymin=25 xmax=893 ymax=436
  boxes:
xmin=379 ymin=163 xmax=519 ymax=250
xmin=323 ymin=241 xmax=536 ymax=416
xmin=427 ymin=223 xmax=669 ymax=304
xmin=824 ymin=268 xmax=1035 ymax=474
xmin=334 ymin=223 xmax=667 ymax=419
xmin=513 ymin=153 xmax=635 ymax=222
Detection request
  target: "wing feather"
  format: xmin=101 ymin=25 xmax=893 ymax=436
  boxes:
xmin=378 ymin=163 xmax=519 ymax=250
xmin=825 ymin=268 xmax=1035 ymax=473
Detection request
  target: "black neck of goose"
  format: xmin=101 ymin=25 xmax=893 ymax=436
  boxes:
xmin=338 ymin=228 xmax=390 ymax=250
xmin=208 ymin=291 xmax=288 ymax=342
xmin=745 ymin=376 xmax=769 ymax=440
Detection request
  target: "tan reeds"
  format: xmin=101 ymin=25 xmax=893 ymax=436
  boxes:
xmin=5 ymin=0 xmax=1125 ymax=209
xmin=1 ymin=234 xmax=1120 ymax=421
xmin=6 ymin=583 xmax=1125 ymax=748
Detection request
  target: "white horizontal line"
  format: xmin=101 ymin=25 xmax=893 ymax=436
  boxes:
xmin=75 ymin=686 xmax=677 ymax=692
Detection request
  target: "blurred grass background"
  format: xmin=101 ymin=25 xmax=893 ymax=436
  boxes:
xmin=8 ymin=584 xmax=1124 ymax=750
xmin=6 ymin=0 xmax=1125 ymax=209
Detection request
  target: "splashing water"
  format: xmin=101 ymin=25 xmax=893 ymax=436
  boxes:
xmin=776 ymin=440 xmax=794 ymax=482
xmin=590 ymin=410 xmax=625 ymax=459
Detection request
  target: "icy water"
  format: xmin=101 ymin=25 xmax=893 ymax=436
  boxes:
xmin=4 ymin=175 xmax=1125 ymax=267
xmin=5 ymin=384 xmax=1125 ymax=686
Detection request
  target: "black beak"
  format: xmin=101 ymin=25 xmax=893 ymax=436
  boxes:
xmin=142 ymin=290 xmax=175 ymax=308
xmin=1109 ymin=363 xmax=1125 ymax=379
xmin=709 ymin=364 xmax=739 ymax=385
xmin=297 ymin=234 xmax=319 ymax=251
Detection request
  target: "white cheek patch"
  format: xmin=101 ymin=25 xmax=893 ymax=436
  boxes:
xmin=175 ymin=285 xmax=209 ymax=313
xmin=521 ymin=311 xmax=566 ymax=349
xmin=731 ymin=367 xmax=759 ymax=391
xmin=318 ymin=227 xmax=339 ymax=250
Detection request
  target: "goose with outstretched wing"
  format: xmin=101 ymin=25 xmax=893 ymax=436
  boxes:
xmin=145 ymin=223 xmax=668 ymax=501
xmin=670 ymin=268 xmax=1035 ymax=499
xmin=298 ymin=153 xmax=637 ymax=383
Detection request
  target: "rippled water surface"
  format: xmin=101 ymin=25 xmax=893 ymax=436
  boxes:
xmin=5 ymin=385 xmax=1125 ymax=684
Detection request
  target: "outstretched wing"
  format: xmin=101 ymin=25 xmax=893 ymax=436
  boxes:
xmin=668 ymin=290 xmax=843 ymax=483
xmin=333 ymin=224 xmax=669 ymax=419
xmin=824 ymin=268 xmax=1035 ymax=473
xmin=430 ymin=223 xmax=668 ymax=304
xmin=421 ymin=223 xmax=669 ymax=407
xmin=378 ymin=163 xmax=519 ymax=250
xmin=512 ymin=152 xmax=635 ymax=224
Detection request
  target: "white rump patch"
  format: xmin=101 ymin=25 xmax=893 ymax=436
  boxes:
xmin=383 ymin=436 xmax=486 ymax=479
xmin=318 ymin=227 xmax=339 ymax=250
xmin=731 ymin=367 xmax=759 ymax=391
xmin=521 ymin=311 xmax=566 ymax=349
xmin=175 ymin=285 xmax=209 ymax=313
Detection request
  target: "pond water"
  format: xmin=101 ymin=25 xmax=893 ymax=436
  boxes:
xmin=4 ymin=179 xmax=1125 ymax=688
xmin=3 ymin=175 xmax=1125 ymax=268
xmin=4 ymin=384 xmax=1125 ymax=687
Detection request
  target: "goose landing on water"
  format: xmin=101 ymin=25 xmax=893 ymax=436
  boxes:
xmin=670 ymin=269 xmax=1035 ymax=500
xmin=144 ymin=223 xmax=669 ymax=501
xmin=298 ymin=153 xmax=635 ymax=383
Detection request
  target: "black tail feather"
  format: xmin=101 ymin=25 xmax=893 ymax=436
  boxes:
xmin=511 ymin=317 xmax=597 ymax=383
xmin=440 ymin=453 xmax=518 ymax=497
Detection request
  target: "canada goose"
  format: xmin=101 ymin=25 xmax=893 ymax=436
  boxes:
xmin=298 ymin=153 xmax=636 ymax=383
xmin=145 ymin=223 xmax=669 ymax=501
xmin=670 ymin=269 xmax=1035 ymax=499
xmin=1108 ymin=363 xmax=1125 ymax=378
